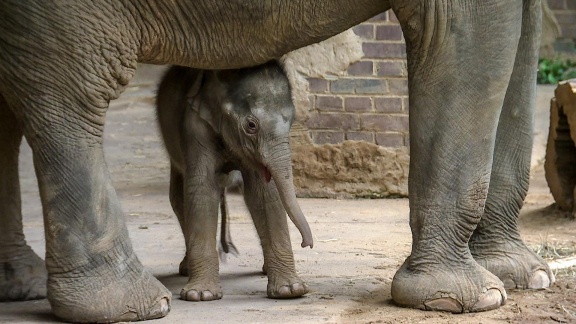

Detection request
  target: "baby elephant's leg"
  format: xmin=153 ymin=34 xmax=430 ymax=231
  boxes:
xmin=242 ymin=170 xmax=308 ymax=298
xmin=169 ymin=167 xmax=189 ymax=276
xmin=179 ymin=161 xmax=222 ymax=301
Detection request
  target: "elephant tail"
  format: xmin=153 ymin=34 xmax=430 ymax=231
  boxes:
xmin=218 ymin=188 xmax=240 ymax=262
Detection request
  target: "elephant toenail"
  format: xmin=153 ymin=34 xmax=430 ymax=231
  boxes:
xmin=528 ymin=270 xmax=552 ymax=289
xmin=181 ymin=289 xmax=198 ymax=301
xmin=278 ymin=286 xmax=291 ymax=296
xmin=156 ymin=298 xmax=170 ymax=317
xmin=424 ymin=297 xmax=463 ymax=313
xmin=472 ymin=288 xmax=505 ymax=312
xmin=201 ymin=291 xmax=213 ymax=300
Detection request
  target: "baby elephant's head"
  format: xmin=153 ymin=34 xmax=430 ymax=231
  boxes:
xmin=212 ymin=61 xmax=295 ymax=176
xmin=201 ymin=61 xmax=312 ymax=248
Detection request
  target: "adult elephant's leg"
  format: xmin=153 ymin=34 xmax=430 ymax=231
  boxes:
xmin=12 ymin=94 xmax=170 ymax=322
xmin=242 ymin=169 xmax=308 ymax=298
xmin=469 ymin=0 xmax=553 ymax=289
xmin=0 ymin=94 xmax=47 ymax=301
xmin=390 ymin=1 xmax=523 ymax=312
xmin=169 ymin=166 xmax=189 ymax=276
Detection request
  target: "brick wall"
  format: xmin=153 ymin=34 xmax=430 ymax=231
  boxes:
xmin=548 ymin=0 xmax=576 ymax=50
xmin=304 ymin=12 xmax=409 ymax=148
xmin=302 ymin=4 xmax=576 ymax=149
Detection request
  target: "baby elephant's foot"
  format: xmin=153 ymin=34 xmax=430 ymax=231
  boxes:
xmin=267 ymin=272 xmax=309 ymax=299
xmin=181 ymin=279 xmax=223 ymax=301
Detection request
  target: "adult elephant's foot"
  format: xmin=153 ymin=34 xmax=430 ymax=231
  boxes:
xmin=0 ymin=245 xmax=47 ymax=301
xmin=267 ymin=272 xmax=308 ymax=299
xmin=391 ymin=257 xmax=506 ymax=313
xmin=470 ymin=240 xmax=554 ymax=289
xmin=180 ymin=277 xmax=222 ymax=301
xmin=48 ymin=250 xmax=170 ymax=322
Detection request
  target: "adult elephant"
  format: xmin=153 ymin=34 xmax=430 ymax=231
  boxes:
xmin=0 ymin=0 xmax=552 ymax=322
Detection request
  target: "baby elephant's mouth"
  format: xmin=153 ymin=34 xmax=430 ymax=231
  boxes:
xmin=261 ymin=164 xmax=272 ymax=183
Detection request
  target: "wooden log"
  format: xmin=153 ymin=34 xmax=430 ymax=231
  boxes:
xmin=544 ymin=80 xmax=576 ymax=213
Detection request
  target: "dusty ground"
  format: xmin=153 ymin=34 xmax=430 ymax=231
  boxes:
xmin=1 ymin=67 xmax=576 ymax=323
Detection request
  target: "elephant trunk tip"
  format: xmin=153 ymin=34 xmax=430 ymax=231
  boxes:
xmin=301 ymin=237 xmax=313 ymax=249
xmin=297 ymin=221 xmax=313 ymax=249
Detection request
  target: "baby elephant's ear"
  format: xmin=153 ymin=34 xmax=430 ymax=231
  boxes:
xmin=186 ymin=70 xmax=204 ymax=99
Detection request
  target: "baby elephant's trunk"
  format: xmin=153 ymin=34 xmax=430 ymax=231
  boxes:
xmin=266 ymin=142 xmax=313 ymax=248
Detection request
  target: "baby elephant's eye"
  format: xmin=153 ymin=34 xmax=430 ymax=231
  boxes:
xmin=244 ymin=116 xmax=259 ymax=135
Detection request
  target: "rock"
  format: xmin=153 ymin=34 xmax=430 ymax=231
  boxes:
xmin=291 ymin=141 xmax=409 ymax=198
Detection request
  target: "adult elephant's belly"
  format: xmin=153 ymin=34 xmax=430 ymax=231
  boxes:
xmin=152 ymin=0 xmax=388 ymax=70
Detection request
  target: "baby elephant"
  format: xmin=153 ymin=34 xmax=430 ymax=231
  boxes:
xmin=156 ymin=61 xmax=313 ymax=301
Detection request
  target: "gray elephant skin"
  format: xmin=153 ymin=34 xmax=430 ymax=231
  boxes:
xmin=156 ymin=62 xmax=310 ymax=301
xmin=0 ymin=0 xmax=553 ymax=322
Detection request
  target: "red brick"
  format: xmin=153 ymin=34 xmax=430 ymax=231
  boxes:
xmin=362 ymin=42 xmax=407 ymax=59
xmin=346 ymin=131 xmax=374 ymax=142
xmin=308 ymin=78 xmax=329 ymax=93
xmin=374 ymin=97 xmax=403 ymax=112
xmin=403 ymin=97 xmax=410 ymax=112
xmin=389 ymin=11 xmax=399 ymax=23
xmin=331 ymin=79 xmax=387 ymax=94
xmin=548 ymin=0 xmax=566 ymax=9
xmin=376 ymin=61 xmax=406 ymax=77
xmin=353 ymin=24 xmax=374 ymax=40
xmin=308 ymin=95 xmax=315 ymax=110
xmin=345 ymin=97 xmax=372 ymax=112
xmin=562 ymin=26 xmax=576 ymax=38
xmin=361 ymin=114 xmax=408 ymax=132
xmin=347 ymin=61 xmax=374 ymax=76
xmin=375 ymin=132 xmax=405 ymax=147
xmin=307 ymin=112 xmax=360 ymax=130
xmin=376 ymin=25 xmax=404 ymax=41
xmin=313 ymin=131 xmax=345 ymax=145
xmin=369 ymin=12 xmax=388 ymax=22
xmin=555 ymin=12 xmax=576 ymax=25
xmin=315 ymin=95 xmax=343 ymax=111
xmin=388 ymin=78 xmax=408 ymax=95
